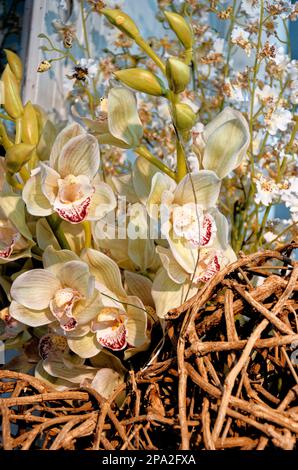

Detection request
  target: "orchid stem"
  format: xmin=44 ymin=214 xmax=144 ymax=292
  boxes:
xmin=135 ymin=145 xmax=176 ymax=180
xmin=83 ymin=221 xmax=92 ymax=248
xmin=15 ymin=118 xmax=22 ymax=145
xmin=47 ymin=214 xmax=71 ymax=250
xmin=176 ymin=140 xmax=188 ymax=182
xmin=134 ymin=36 xmax=166 ymax=74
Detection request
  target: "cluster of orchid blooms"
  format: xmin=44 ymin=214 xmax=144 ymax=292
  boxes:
xmin=0 ymin=0 xmax=297 ymax=397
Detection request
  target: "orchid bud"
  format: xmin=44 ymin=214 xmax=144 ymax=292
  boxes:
xmin=164 ymin=11 xmax=193 ymax=50
xmin=114 ymin=68 xmax=166 ymax=96
xmin=101 ymin=9 xmax=140 ymax=39
xmin=166 ymin=58 xmax=190 ymax=93
xmin=2 ymin=65 xmax=23 ymax=119
xmin=4 ymin=49 xmax=23 ymax=82
xmin=174 ymin=103 xmax=196 ymax=131
xmin=6 ymin=143 xmax=35 ymax=174
xmin=21 ymin=101 xmax=39 ymax=145
xmin=0 ymin=122 xmax=13 ymax=150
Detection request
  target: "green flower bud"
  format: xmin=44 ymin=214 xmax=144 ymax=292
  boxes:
xmin=2 ymin=65 xmax=23 ymax=119
xmin=4 ymin=49 xmax=23 ymax=82
xmin=174 ymin=103 xmax=196 ymax=131
xmin=164 ymin=11 xmax=193 ymax=50
xmin=166 ymin=58 xmax=191 ymax=93
xmin=21 ymin=101 xmax=39 ymax=145
xmin=101 ymin=9 xmax=140 ymax=39
xmin=114 ymin=68 xmax=166 ymax=96
xmin=6 ymin=143 xmax=35 ymax=174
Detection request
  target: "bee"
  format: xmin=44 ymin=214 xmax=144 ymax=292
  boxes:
xmin=63 ymin=31 xmax=74 ymax=49
xmin=37 ymin=60 xmax=51 ymax=73
xmin=71 ymin=66 xmax=89 ymax=82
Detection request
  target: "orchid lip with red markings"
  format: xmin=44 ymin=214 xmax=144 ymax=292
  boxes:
xmin=196 ymin=252 xmax=222 ymax=284
xmin=56 ymin=195 xmax=92 ymax=223
xmin=49 ymin=288 xmax=82 ymax=331
xmin=91 ymin=308 xmax=128 ymax=352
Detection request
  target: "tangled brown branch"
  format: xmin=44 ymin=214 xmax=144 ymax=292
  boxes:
xmin=1 ymin=244 xmax=298 ymax=450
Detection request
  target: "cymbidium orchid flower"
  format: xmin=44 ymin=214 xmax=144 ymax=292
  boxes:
xmin=9 ymin=246 xmax=151 ymax=359
xmin=84 ymin=87 xmax=143 ymax=149
xmin=9 ymin=253 xmax=102 ymax=340
xmin=146 ymin=169 xmax=221 ymax=268
xmin=76 ymin=248 xmax=151 ymax=359
xmin=35 ymin=332 xmax=126 ymax=401
xmin=22 ymin=123 xmax=116 ymax=223
xmin=0 ymin=193 xmax=34 ymax=263
xmin=152 ymin=209 xmax=237 ymax=318
xmin=194 ymin=107 xmax=250 ymax=179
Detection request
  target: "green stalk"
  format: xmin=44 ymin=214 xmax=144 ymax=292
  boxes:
xmin=134 ymin=36 xmax=166 ymax=74
xmin=176 ymin=140 xmax=188 ymax=182
xmin=47 ymin=214 xmax=71 ymax=250
xmin=135 ymin=145 xmax=176 ymax=180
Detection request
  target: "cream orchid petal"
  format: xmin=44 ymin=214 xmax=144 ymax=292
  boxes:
xmin=124 ymin=271 xmax=154 ymax=308
xmin=40 ymin=163 xmax=59 ymax=204
xmin=36 ymin=219 xmax=60 ymax=251
xmin=167 ymin=228 xmax=198 ymax=275
xmin=90 ymin=350 xmax=127 ymax=374
xmin=11 ymin=269 xmax=61 ymax=309
xmin=90 ymin=368 xmax=124 ymax=400
xmin=127 ymin=203 xmax=159 ymax=272
xmin=112 ymin=174 xmax=139 ymax=203
xmin=55 ymin=260 xmax=94 ymax=298
xmin=174 ymin=170 xmax=221 ymax=208
xmin=87 ymin=183 xmax=117 ymax=220
xmin=126 ymin=296 xmax=148 ymax=348
xmin=67 ymin=332 xmax=102 ymax=358
xmin=146 ymin=172 xmax=176 ymax=219
xmin=57 ymin=133 xmax=100 ymax=179
xmin=49 ymin=122 xmax=85 ymax=171
xmin=9 ymin=300 xmax=54 ymax=326
xmin=156 ymin=245 xmax=188 ymax=284
xmin=81 ymin=248 xmax=127 ymax=300
xmin=22 ymin=173 xmax=53 ymax=217
xmin=74 ymin=291 xmax=102 ymax=325
xmin=0 ymin=193 xmax=33 ymax=241
xmin=35 ymin=361 xmax=75 ymax=391
xmin=42 ymin=358 xmax=97 ymax=384
xmin=203 ymin=107 xmax=249 ymax=179
xmin=132 ymin=156 xmax=158 ymax=204
xmin=152 ymin=268 xmax=197 ymax=318
xmin=43 ymin=245 xmax=80 ymax=271
xmin=108 ymin=87 xmax=143 ymax=148
xmin=209 ymin=208 xmax=230 ymax=249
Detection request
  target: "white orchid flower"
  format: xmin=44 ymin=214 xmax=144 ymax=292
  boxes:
xmin=146 ymin=169 xmax=222 ymax=271
xmin=76 ymin=248 xmax=150 ymax=359
xmin=9 ymin=253 xmax=102 ymax=350
xmin=0 ymin=193 xmax=34 ymax=263
xmin=36 ymin=333 xmax=126 ymax=401
xmin=198 ymin=107 xmax=250 ymax=179
xmin=152 ymin=209 xmax=237 ymax=318
xmin=22 ymin=123 xmax=116 ymax=223
xmin=84 ymin=87 xmax=143 ymax=149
